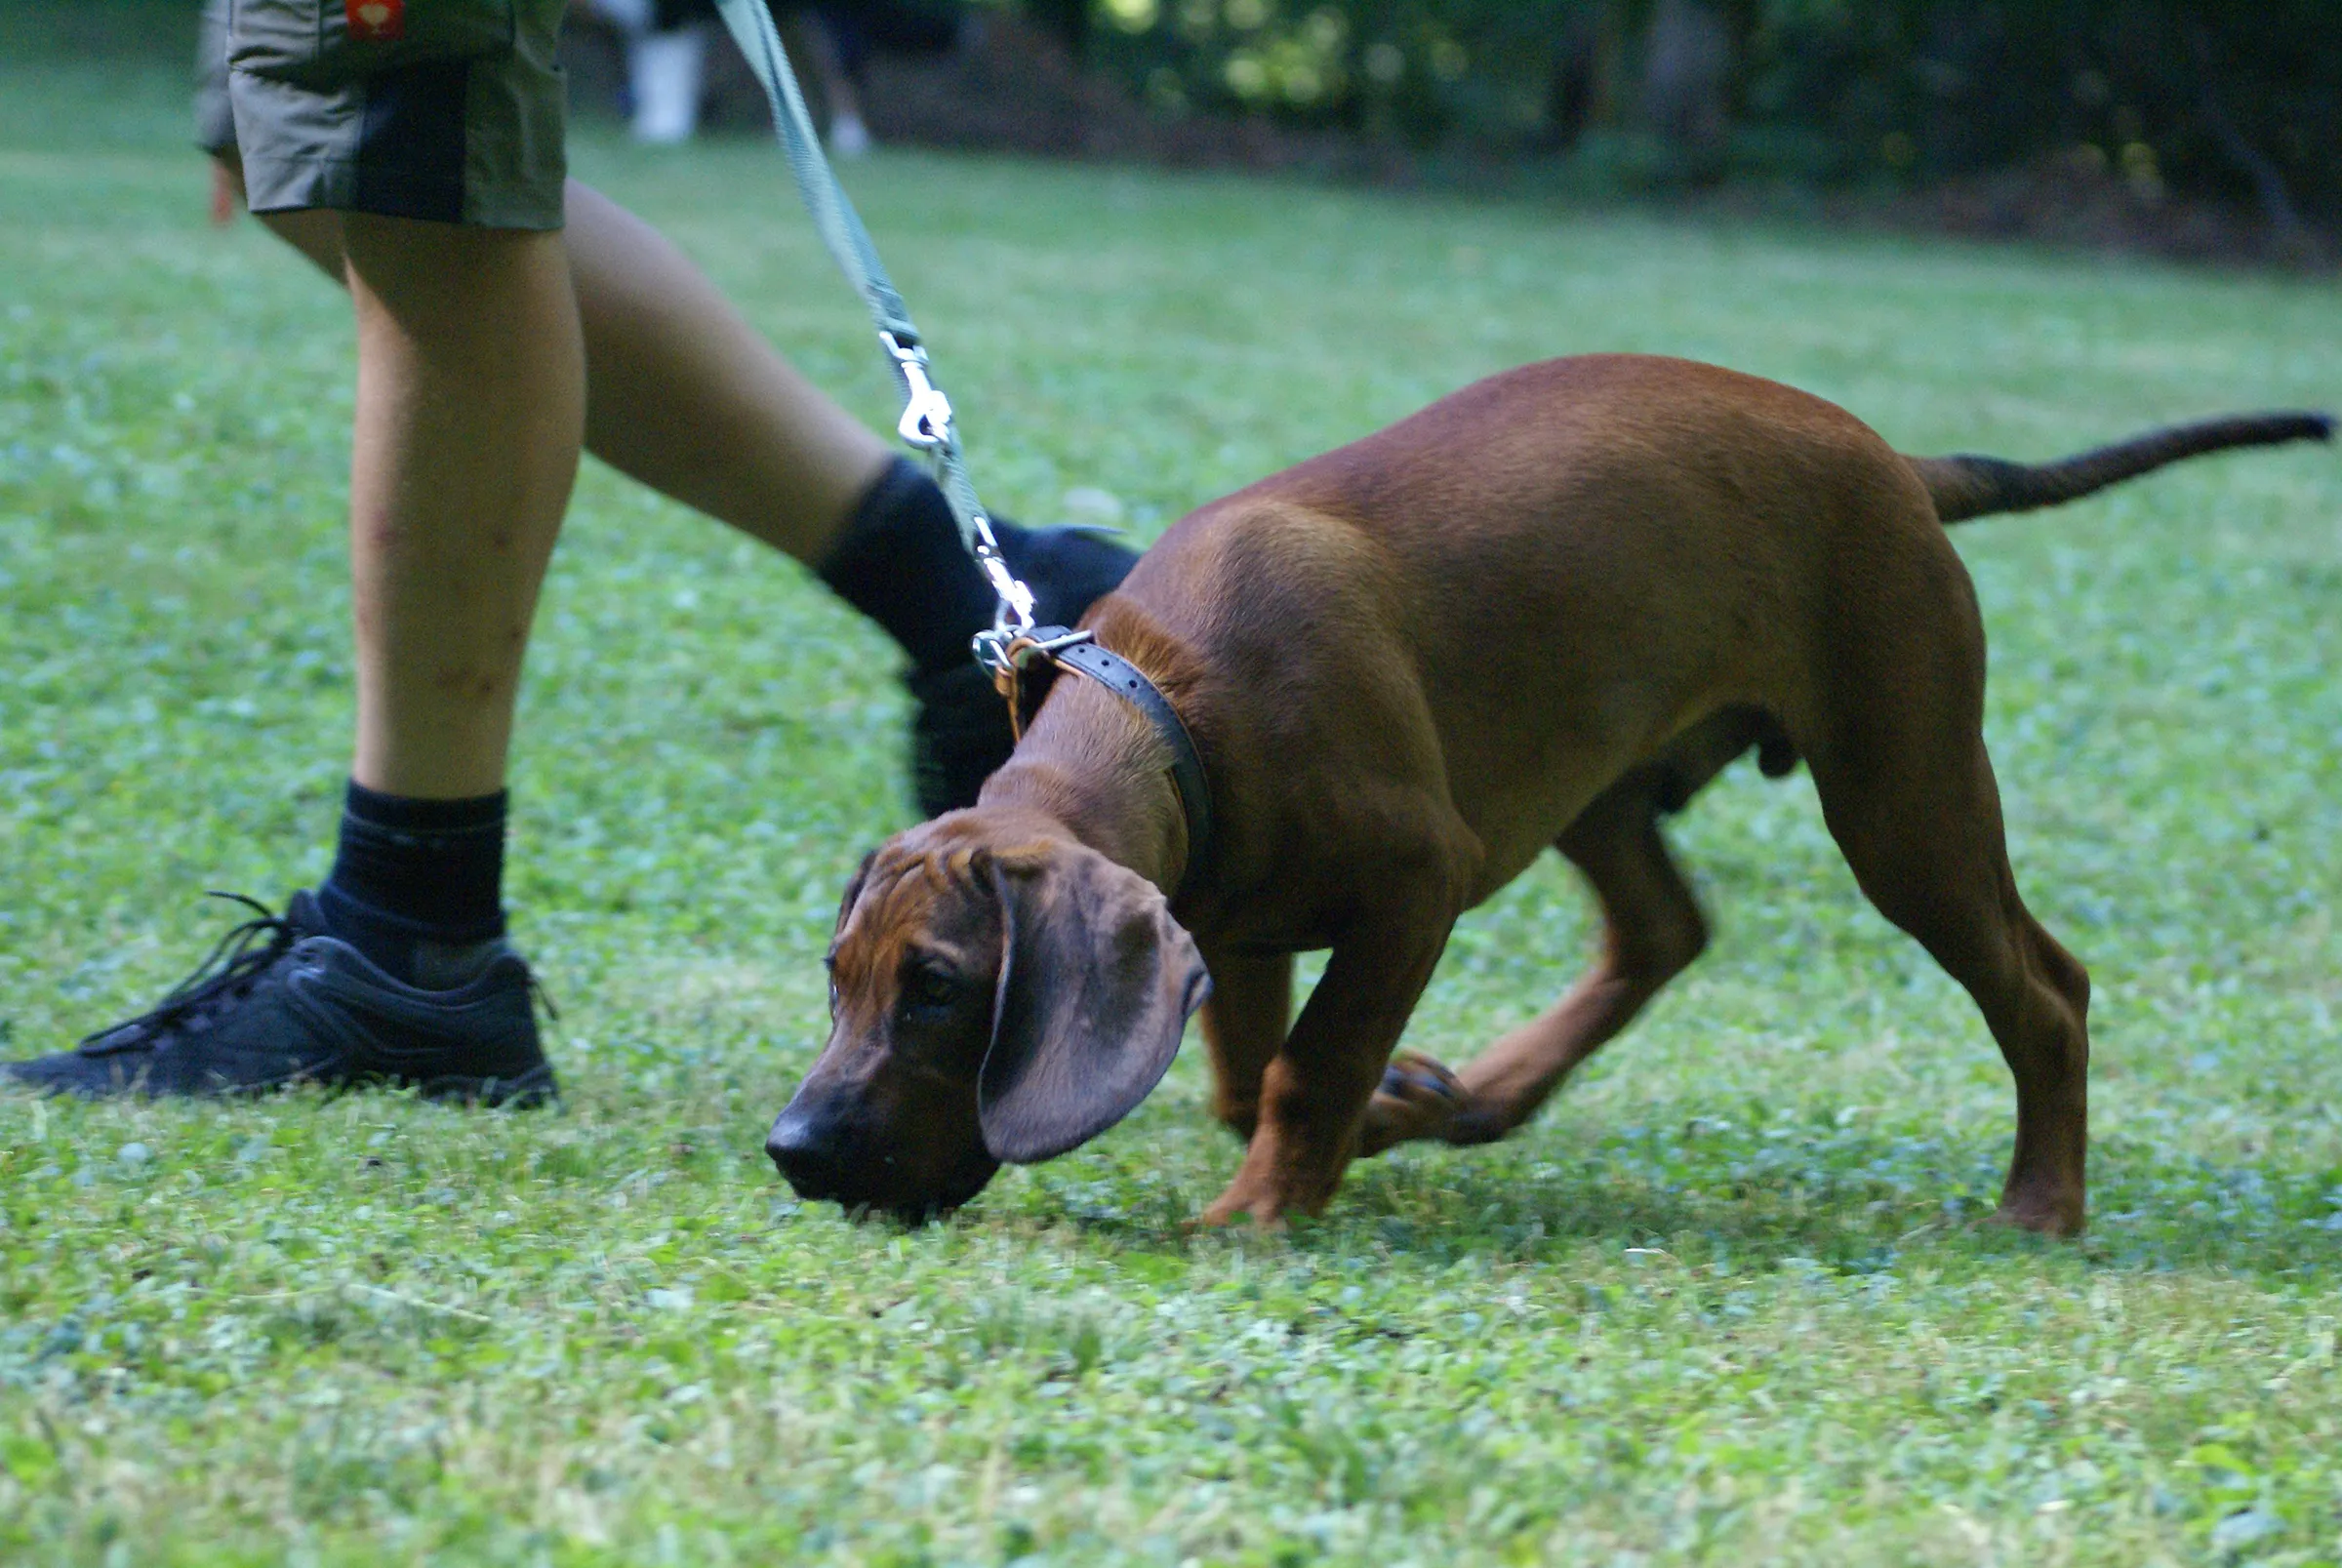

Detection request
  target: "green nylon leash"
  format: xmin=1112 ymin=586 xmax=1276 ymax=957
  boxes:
xmin=709 ymin=0 xmax=1038 ymax=655
xmin=708 ymin=1 xmax=1216 ymax=876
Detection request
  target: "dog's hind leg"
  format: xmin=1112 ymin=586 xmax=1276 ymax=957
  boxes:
xmin=1196 ymin=946 xmax=1294 ymax=1142
xmin=1800 ymin=587 xmax=2092 ymax=1235
xmin=1358 ymin=775 xmax=1710 ymax=1155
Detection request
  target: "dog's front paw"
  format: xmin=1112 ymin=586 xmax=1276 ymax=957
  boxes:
xmin=1358 ymin=1051 xmax=1476 ymax=1155
xmin=1194 ymin=1179 xmax=1293 ymax=1231
xmin=1990 ymin=1186 xmax=2086 ymax=1238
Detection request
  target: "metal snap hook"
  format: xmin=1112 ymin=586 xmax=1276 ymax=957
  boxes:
xmin=882 ymin=331 xmax=953 ymax=448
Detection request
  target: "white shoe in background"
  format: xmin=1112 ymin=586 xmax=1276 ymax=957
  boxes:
xmin=829 ymin=112 xmax=873 ymax=157
xmin=588 ymin=0 xmax=655 ymax=31
xmin=629 ymin=27 xmax=707 ymax=145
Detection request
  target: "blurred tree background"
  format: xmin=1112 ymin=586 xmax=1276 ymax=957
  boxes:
xmin=49 ymin=0 xmax=2322 ymax=244
xmin=1068 ymin=0 xmax=2338 ymax=229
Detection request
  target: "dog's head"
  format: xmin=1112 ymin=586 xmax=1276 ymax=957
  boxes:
xmin=767 ymin=812 xmax=1210 ymax=1219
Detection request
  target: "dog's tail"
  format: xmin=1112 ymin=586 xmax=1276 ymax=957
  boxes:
xmin=1912 ymin=412 xmax=2332 ymax=524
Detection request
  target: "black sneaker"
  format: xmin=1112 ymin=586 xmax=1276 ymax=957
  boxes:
xmin=906 ymin=520 xmax=1139 ymax=818
xmin=3 ymin=892 xmax=555 ymax=1106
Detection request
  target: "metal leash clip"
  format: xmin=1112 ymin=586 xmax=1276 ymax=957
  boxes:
xmin=970 ymin=592 xmax=1060 ymax=682
xmin=881 ymin=330 xmax=954 ymax=450
xmin=711 ymin=0 xmax=1047 ymax=697
xmin=879 ymin=328 xmax=1041 ymax=645
xmin=972 ymin=538 xmax=1037 ymax=635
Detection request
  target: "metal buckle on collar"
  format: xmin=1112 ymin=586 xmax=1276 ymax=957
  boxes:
xmin=976 ymin=624 xmax=1095 ymax=741
xmin=1007 ymin=626 xmax=1096 ymax=667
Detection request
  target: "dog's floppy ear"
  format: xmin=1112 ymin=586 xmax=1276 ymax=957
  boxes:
xmin=979 ymin=845 xmax=1211 ymax=1164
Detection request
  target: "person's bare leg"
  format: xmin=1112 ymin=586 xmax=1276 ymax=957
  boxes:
xmin=317 ymin=214 xmax=584 ymax=798
xmin=561 ymin=181 xmax=888 ymax=560
xmin=4 ymin=212 xmax=586 ymax=1094
xmin=222 ymin=158 xmax=888 ymax=567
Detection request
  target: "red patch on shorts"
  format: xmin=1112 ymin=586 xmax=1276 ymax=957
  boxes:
xmin=345 ymin=0 xmax=405 ymax=43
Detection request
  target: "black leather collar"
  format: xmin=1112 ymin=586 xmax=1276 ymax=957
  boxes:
xmin=1004 ymin=626 xmax=1212 ymax=900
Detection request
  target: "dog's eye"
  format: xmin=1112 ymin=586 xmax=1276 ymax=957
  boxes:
xmin=900 ymin=962 xmax=962 ymax=1013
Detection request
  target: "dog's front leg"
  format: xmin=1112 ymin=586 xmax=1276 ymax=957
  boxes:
xmin=1195 ymin=945 xmax=1294 ymax=1143
xmin=1199 ymin=915 xmax=1452 ymax=1227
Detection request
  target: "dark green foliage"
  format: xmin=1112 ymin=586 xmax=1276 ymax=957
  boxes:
xmin=1737 ymin=1 xmax=2342 ymax=221
xmin=1072 ymin=0 xmax=2342 ymax=219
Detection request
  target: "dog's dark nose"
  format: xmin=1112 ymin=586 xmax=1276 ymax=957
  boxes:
xmin=766 ymin=1109 xmax=850 ymax=1201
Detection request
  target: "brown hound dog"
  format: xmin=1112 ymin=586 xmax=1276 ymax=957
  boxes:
xmin=768 ymin=355 xmax=2330 ymax=1231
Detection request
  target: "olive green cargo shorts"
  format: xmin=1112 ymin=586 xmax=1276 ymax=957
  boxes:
xmin=195 ymin=0 xmax=568 ymax=229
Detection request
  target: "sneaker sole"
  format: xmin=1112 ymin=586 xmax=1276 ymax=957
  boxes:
xmin=410 ymin=1061 xmax=560 ymax=1108
xmin=5 ymin=1057 xmax=559 ymax=1107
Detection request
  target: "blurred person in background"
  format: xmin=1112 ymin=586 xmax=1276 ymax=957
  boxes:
xmin=586 ymin=0 xmax=966 ymax=152
xmin=588 ymin=0 xmax=719 ymax=146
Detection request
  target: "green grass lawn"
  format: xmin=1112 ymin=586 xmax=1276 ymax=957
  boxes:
xmin=5 ymin=10 xmax=2341 ymax=1565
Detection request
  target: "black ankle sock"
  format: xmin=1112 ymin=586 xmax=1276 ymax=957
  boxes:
xmin=816 ymin=457 xmax=997 ymax=674
xmin=317 ymin=782 xmax=507 ymax=985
